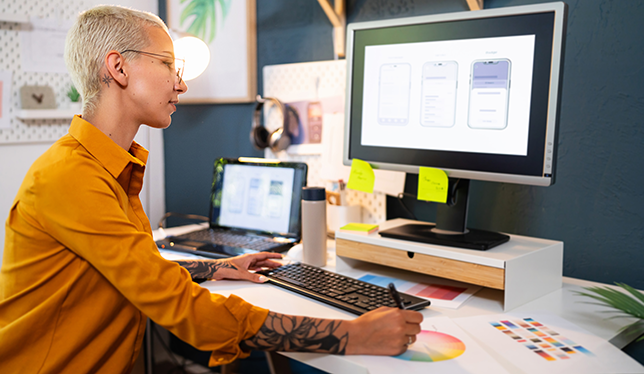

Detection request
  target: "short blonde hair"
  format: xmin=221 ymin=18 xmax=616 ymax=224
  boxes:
xmin=64 ymin=5 xmax=168 ymax=116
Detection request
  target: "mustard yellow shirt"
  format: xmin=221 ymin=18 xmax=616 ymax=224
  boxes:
xmin=0 ymin=116 xmax=268 ymax=373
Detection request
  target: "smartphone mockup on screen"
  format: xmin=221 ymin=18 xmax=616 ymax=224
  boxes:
xmin=468 ymin=59 xmax=511 ymax=130
xmin=420 ymin=61 xmax=459 ymax=127
xmin=377 ymin=63 xmax=411 ymax=125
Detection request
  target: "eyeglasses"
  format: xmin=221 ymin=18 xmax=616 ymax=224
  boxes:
xmin=120 ymin=50 xmax=185 ymax=84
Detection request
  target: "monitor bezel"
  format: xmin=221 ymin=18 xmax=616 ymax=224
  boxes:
xmin=343 ymin=2 xmax=567 ymax=187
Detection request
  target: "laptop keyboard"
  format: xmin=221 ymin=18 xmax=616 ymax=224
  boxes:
xmin=257 ymin=263 xmax=431 ymax=315
xmin=175 ymin=229 xmax=282 ymax=251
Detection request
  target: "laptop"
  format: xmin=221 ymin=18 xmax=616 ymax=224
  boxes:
xmin=157 ymin=158 xmax=308 ymax=258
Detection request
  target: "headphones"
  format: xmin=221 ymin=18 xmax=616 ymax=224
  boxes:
xmin=250 ymin=95 xmax=292 ymax=152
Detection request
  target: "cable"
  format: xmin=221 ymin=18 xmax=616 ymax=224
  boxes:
xmin=396 ymin=192 xmax=418 ymax=220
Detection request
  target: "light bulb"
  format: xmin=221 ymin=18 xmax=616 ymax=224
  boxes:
xmin=171 ymin=32 xmax=210 ymax=81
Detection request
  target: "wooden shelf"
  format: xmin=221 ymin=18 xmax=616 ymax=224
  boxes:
xmin=335 ymin=218 xmax=563 ymax=311
xmin=16 ymin=109 xmax=78 ymax=120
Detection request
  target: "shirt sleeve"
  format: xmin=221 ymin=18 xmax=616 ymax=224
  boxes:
xmin=31 ymin=154 xmax=268 ymax=364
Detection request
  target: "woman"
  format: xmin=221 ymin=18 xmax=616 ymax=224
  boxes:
xmin=0 ymin=5 xmax=422 ymax=373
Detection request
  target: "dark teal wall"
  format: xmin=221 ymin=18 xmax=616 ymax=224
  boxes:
xmin=161 ymin=1 xmax=644 ymax=289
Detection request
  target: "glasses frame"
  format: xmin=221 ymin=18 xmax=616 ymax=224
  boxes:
xmin=120 ymin=49 xmax=185 ymax=84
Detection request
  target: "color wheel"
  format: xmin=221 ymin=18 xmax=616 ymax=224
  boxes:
xmin=395 ymin=330 xmax=466 ymax=362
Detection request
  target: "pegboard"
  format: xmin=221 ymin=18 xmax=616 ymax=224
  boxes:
xmin=0 ymin=0 xmax=87 ymax=144
xmin=262 ymin=60 xmax=387 ymax=224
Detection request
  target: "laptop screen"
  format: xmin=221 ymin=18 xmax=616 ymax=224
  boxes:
xmin=210 ymin=158 xmax=307 ymax=239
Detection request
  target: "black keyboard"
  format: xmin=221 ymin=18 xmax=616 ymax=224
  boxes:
xmin=257 ymin=263 xmax=431 ymax=315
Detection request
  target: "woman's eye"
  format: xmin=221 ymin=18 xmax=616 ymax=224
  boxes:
xmin=163 ymin=61 xmax=173 ymax=69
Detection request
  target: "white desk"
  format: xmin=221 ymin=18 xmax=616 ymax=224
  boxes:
xmin=154 ymin=225 xmax=644 ymax=374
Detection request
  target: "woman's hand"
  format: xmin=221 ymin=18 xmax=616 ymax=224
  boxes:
xmin=175 ymin=252 xmax=283 ymax=282
xmin=220 ymin=252 xmax=284 ymax=282
xmin=343 ymin=307 xmax=423 ymax=356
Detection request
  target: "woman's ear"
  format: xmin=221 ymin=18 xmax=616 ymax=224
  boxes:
xmin=103 ymin=51 xmax=128 ymax=87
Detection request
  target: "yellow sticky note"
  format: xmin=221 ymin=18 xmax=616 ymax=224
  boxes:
xmin=347 ymin=159 xmax=375 ymax=194
xmin=418 ymin=167 xmax=448 ymax=203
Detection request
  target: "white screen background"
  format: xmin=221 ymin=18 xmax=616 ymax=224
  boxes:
xmin=219 ymin=164 xmax=295 ymax=233
xmin=360 ymin=34 xmax=536 ymax=156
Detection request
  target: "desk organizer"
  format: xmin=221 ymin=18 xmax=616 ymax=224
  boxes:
xmin=335 ymin=218 xmax=563 ymax=311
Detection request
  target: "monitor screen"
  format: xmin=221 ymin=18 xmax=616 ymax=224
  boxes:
xmin=210 ymin=158 xmax=307 ymax=239
xmin=344 ymin=2 xmax=567 ymax=187
xmin=219 ymin=164 xmax=295 ymax=233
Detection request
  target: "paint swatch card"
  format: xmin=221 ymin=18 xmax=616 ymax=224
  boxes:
xmin=357 ymin=272 xmax=481 ymax=309
xmin=357 ymin=316 xmax=510 ymax=374
xmin=455 ymin=313 xmax=644 ymax=373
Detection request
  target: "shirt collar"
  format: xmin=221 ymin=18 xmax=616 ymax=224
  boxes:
xmin=68 ymin=115 xmax=149 ymax=179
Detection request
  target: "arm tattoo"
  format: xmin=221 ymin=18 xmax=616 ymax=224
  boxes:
xmin=175 ymin=260 xmax=237 ymax=280
xmin=240 ymin=312 xmax=348 ymax=354
xmin=101 ymin=74 xmax=114 ymax=87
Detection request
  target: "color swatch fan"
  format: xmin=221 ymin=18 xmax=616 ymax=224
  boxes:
xmin=396 ymin=330 xmax=466 ymax=362
xmin=362 ymin=317 xmax=511 ymax=374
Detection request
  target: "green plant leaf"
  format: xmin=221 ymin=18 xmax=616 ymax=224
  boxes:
xmin=207 ymin=0 xmax=217 ymax=43
xmin=576 ymin=283 xmax=644 ymax=343
xmin=177 ymin=0 xmax=233 ymax=44
xmin=618 ymin=283 xmax=644 ymax=306
xmin=179 ymin=1 xmax=202 ymax=28
xmin=218 ymin=0 xmax=232 ymax=18
xmin=187 ymin=12 xmax=206 ymax=40
xmin=615 ymin=320 xmax=644 ymax=341
xmin=67 ymin=85 xmax=80 ymax=102
xmin=580 ymin=286 xmax=644 ymax=319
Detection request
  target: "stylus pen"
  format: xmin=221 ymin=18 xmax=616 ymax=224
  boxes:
xmin=388 ymin=283 xmax=406 ymax=310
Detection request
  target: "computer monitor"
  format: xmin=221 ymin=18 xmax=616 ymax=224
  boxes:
xmin=343 ymin=2 xmax=567 ymax=250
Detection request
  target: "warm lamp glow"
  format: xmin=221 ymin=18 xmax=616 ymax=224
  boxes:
xmin=170 ymin=30 xmax=210 ymax=81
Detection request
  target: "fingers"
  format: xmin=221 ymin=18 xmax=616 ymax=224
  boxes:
xmin=250 ymin=259 xmax=283 ymax=269
xmin=405 ymin=323 xmax=422 ymax=338
xmin=247 ymin=252 xmax=284 ymax=261
xmin=238 ymin=253 xmax=284 ymax=267
xmin=346 ymin=307 xmax=424 ymax=356
xmin=372 ymin=307 xmax=423 ymax=324
xmin=231 ymin=252 xmax=283 ymax=264
xmin=403 ymin=309 xmax=424 ymax=324
xmin=248 ymin=273 xmax=270 ymax=283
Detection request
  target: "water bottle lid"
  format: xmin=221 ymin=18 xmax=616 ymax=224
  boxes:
xmin=302 ymin=186 xmax=326 ymax=201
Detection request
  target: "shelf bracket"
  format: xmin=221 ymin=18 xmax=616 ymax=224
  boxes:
xmin=466 ymin=0 xmax=484 ymax=11
xmin=317 ymin=0 xmax=346 ymax=58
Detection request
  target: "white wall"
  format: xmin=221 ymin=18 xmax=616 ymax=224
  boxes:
xmin=0 ymin=0 xmax=161 ymax=264
xmin=86 ymin=0 xmax=158 ymax=13
xmin=0 ymin=143 xmax=54 ymax=262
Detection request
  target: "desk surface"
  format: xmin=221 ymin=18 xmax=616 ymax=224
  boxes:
xmin=155 ymin=224 xmax=643 ymax=374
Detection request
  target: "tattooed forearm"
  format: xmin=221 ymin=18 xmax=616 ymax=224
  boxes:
xmin=240 ymin=312 xmax=348 ymax=354
xmin=101 ymin=74 xmax=113 ymax=87
xmin=175 ymin=260 xmax=237 ymax=279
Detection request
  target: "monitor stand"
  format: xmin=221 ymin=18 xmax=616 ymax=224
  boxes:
xmin=380 ymin=178 xmax=509 ymax=250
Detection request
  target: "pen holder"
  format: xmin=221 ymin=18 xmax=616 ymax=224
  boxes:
xmin=327 ymin=204 xmax=362 ymax=235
